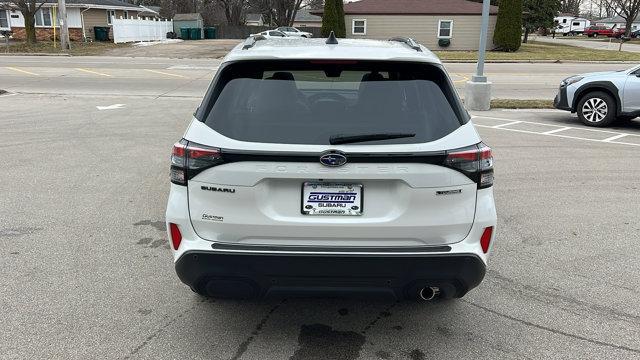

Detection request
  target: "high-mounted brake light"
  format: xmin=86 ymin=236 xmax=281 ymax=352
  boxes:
xmin=170 ymin=139 xmax=223 ymax=186
xmin=445 ymin=143 xmax=493 ymax=189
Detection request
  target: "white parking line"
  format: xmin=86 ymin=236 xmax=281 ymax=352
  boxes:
xmin=542 ymin=127 xmax=571 ymax=134
xmin=473 ymin=116 xmax=640 ymax=147
xmin=602 ymin=134 xmax=629 ymax=142
xmin=492 ymin=120 xmax=522 ymax=128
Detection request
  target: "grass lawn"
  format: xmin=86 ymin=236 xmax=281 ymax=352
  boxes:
xmin=0 ymin=41 xmax=130 ymax=56
xmin=434 ymin=41 xmax=640 ymax=61
xmin=490 ymin=99 xmax=554 ymax=109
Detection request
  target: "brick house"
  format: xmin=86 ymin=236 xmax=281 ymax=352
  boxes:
xmin=0 ymin=0 xmax=157 ymax=41
xmin=311 ymin=0 xmax=498 ymax=51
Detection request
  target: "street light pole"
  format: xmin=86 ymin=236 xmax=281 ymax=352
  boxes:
xmin=464 ymin=0 xmax=492 ymax=110
xmin=473 ymin=0 xmax=491 ymax=82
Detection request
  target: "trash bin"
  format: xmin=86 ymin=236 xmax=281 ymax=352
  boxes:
xmin=93 ymin=26 xmax=110 ymax=41
xmin=204 ymin=27 xmax=216 ymax=39
xmin=180 ymin=27 xmax=190 ymax=40
xmin=190 ymin=28 xmax=202 ymax=40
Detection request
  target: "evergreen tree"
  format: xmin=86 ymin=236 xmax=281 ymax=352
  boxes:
xmin=321 ymin=0 xmax=346 ymax=38
xmin=493 ymin=0 xmax=523 ymax=51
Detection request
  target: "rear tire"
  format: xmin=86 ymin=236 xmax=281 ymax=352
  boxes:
xmin=577 ymin=91 xmax=616 ymax=127
xmin=593 ymin=33 xmax=598 ymax=38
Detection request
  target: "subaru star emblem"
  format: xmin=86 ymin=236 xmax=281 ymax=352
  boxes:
xmin=319 ymin=151 xmax=347 ymax=167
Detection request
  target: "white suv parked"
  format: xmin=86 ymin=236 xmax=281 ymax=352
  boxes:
xmin=166 ymin=35 xmax=497 ymax=301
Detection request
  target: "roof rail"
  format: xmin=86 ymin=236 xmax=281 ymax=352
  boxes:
xmin=242 ymin=35 xmax=267 ymax=50
xmin=388 ymin=37 xmax=422 ymax=52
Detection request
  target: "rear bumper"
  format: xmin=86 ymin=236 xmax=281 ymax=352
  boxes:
xmin=175 ymin=252 xmax=486 ymax=300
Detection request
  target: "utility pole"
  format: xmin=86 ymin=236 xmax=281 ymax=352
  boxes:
xmin=58 ymin=0 xmax=70 ymax=50
xmin=464 ymin=0 xmax=492 ymax=110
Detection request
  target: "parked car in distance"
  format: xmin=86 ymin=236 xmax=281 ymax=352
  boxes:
xmin=631 ymin=29 xmax=640 ymax=38
xmin=275 ymin=26 xmax=313 ymax=38
xmin=250 ymin=30 xmax=289 ymax=39
xmin=165 ymin=36 xmax=497 ymax=301
xmin=583 ymin=25 xmax=614 ymax=37
xmin=554 ymin=64 xmax=640 ymax=127
xmin=612 ymin=27 xmax=628 ymax=38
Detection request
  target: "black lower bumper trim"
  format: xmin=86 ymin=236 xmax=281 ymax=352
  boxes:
xmin=554 ymin=86 xmax=572 ymax=111
xmin=175 ymin=252 xmax=486 ymax=300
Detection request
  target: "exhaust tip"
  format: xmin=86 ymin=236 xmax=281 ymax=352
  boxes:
xmin=418 ymin=286 xmax=440 ymax=301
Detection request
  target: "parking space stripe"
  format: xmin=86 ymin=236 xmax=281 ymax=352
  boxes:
xmin=5 ymin=67 xmax=39 ymax=76
xmin=492 ymin=120 xmax=522 ymax=128
xmin=144 ymin=69 xmax=187 ymax=78
xmin=602 ymin=134 xmax=629 ymax=142
xmin=75 ymin=68 xmax=111 ymax=77
xmin=474 ymin=117 xmax=640 ymax=147
xmin=542 ymin=127 xmax=571 ymax=134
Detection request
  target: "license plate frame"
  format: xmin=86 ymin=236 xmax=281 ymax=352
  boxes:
xmin=301 ymin=182 xmax=363 ymax=216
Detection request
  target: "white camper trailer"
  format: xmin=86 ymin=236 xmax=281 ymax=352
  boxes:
xmin=554 ymin=16 xmax=591 ymax=35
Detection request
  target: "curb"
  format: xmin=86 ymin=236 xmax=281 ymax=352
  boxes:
xmin=0 ymin=52 xmax=71 ymax=56
xmin=442 ymin=59 xmax=638 ymax=64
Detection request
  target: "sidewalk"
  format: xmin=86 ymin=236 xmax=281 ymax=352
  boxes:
xmin=533 ymin=35 xmax=640 ymax=53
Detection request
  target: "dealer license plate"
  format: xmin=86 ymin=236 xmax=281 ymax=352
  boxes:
xmin=302 ymin=182 xmax=363 ymax=216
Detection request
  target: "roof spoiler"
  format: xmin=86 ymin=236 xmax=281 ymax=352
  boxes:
xmin=388 ymin=37 xmax=422 ymax=52
xmin=242 ymin=35 xmax=267 ymax=50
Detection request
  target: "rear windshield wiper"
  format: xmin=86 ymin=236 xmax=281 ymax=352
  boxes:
xmin=329 ymin=133 xmax=416 ymax=145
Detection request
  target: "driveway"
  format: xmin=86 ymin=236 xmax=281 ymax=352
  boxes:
xmin=103 ymin=39 xmax=242 ymax=59
xmin=533 ymin=35 xmax=640 ymax=53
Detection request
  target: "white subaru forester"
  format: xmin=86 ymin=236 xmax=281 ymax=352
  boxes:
xmin=166 ymin=35 xmax=497 ymax=301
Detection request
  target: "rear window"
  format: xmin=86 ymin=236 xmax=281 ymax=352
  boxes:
xmin=197 ymin=61 xmax=468 ymax=145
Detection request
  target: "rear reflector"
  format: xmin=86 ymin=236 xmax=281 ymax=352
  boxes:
xmin=480 ymin=226 xmax=493 ymax=253
xmin=169 ymin=223 xmax=182 ymax=250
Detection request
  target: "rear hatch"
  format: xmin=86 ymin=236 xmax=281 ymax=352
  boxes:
xmin=176 ymin=60 xmax=491 ymax=248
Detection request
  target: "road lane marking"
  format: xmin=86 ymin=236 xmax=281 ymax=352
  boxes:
xmin=5 ymin=67 xmax=39 ymax=76
xmin=75 ymin=68 xmax=111 ymax=77
xmin=602 ymin=133 xmax=628 ymax=142
xmin=96 ymin=104 xmax=125 ymax=110
xmin=492 ymin=120 xmax=522 ymax=128
xmin=476 ymin=116 xmax=627 ymax=135
xmin=542 ymin=127 xmax=572 ymax=134
xmin=452 ymin=73 xmax=469 ymax=84
xmin=144 ymin=69 xmax=187 ymax=78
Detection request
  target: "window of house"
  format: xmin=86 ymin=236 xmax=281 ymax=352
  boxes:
xmin=563 ymin=19 xmax=567 ymax=23
xmin=34 ymin=8 xmax=53 ymax=27
xmin=107 ymin=10 xmax=115 ymax=24
xmin=0 ymin=11 xmax=8 ymax=28
xmin=438 ymin=20 xmax=453 ymax=38
xmin=123 ymin=11 xmax=129 ymax=19
xmin=352 ymin=19 xmax=366 ymax=35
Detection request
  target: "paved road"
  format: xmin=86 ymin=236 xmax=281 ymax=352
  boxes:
xmin=1 ymin=76 xmax=640 ymax=358
xmin=534 ymin=35 xmax=640 ymax=53
xmin=0 ymin=56 xmax=636 ymax=100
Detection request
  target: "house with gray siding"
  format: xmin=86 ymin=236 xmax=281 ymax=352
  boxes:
xmin=312 ymin=0 xmax=498 ymax=51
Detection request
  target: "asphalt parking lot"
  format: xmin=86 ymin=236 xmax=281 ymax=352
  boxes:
xmin=1 ymin=57 xmax=640 ymax=360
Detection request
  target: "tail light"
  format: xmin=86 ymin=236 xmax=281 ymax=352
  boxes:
xmin=171 ymin=139 xmax=223 ymax=185
xmin=445 ymin=143 xmax=493 ymax=189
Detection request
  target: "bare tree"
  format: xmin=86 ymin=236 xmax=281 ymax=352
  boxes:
xmin=604 ymin=0 xmax=640 ymax=36
xmin=217 ymin=0 xmax=250 ymax=25
xmin=10 ymin=0 xmax=45 ymax=43
xmin=254 ymin=0 xmax=320 ymax=27
xmin=560 ymin=0 xmax=583 ymax=15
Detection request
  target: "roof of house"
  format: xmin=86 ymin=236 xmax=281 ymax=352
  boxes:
xmin=294 ymin=9 xmax=321 ymax=22
xmin=173 ymin=13 xmax=203 ymax=21
xmin=597 ymin=16 xmax=639 ymax=23
xmin=246 ymin=13 xmax=264 ymax=22
xmin=225 ymin=38 xmax=441 ymax=64
xmin=312 ymin=0 xmax=498 ymax=16
xmin=0 ymin=0 xmax=144 ymax=9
